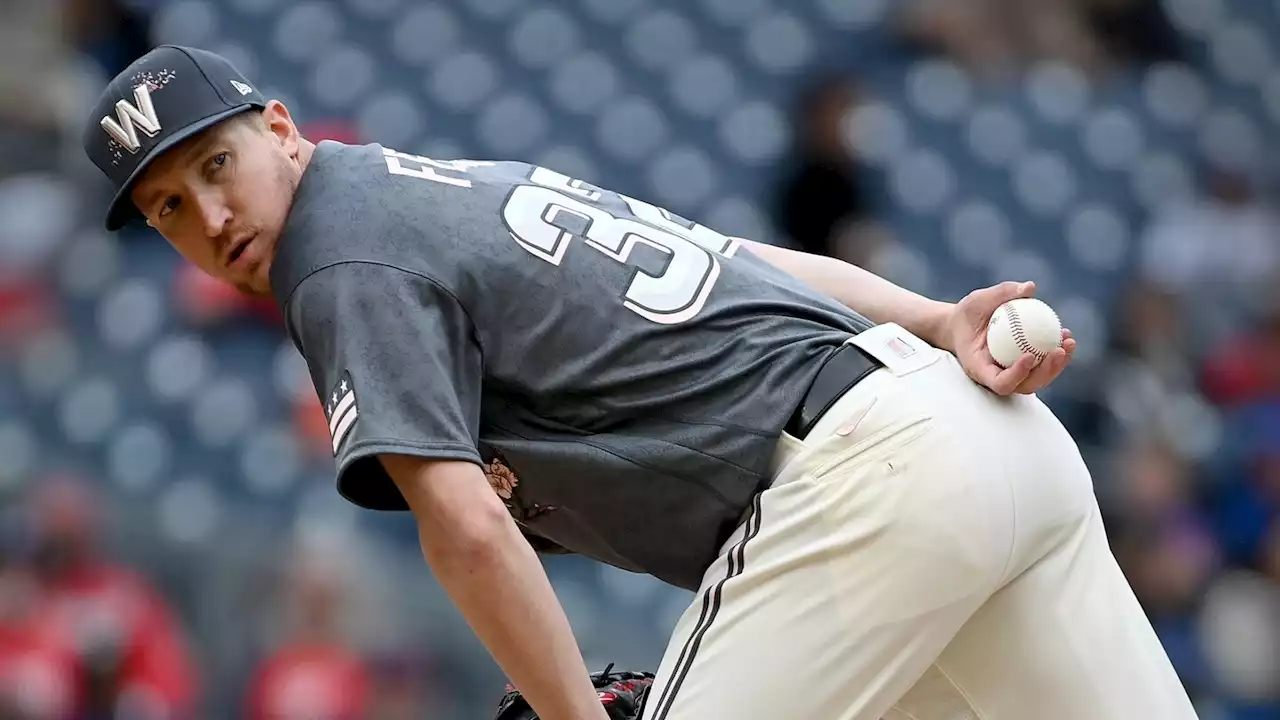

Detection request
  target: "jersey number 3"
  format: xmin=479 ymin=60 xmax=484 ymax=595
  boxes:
xmin=384 ymin=149 xmax=739 ymax=325
xmin=502 ymin=167 xmax=739 ymax=325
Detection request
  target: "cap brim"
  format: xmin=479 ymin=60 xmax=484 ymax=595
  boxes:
xmin=103 ymin=104 xmax=261 ymax=232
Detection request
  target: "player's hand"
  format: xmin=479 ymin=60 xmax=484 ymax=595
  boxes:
xmin=944 ymin=281 xmax=1076 ymax=396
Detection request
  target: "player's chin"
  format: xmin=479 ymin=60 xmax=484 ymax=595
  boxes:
xmin=233 ymin=264 xmax=273 ymax=298
xmin=235 ymin=283 xmax=272 ymax=299
xmin=237 ymin=280 xmax=273 ymax=299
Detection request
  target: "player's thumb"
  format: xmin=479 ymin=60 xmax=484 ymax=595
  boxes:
xmin=973 ymin=280 xmax=1035 ymax=313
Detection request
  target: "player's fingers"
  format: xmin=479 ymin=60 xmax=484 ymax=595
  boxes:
xmin=964 ymin=351 xmax=1004 ymax=390
xmin=1061 ymin=335 xmax=1077 ymax=359
xmin=987 ymin=353 xmax=1037 ymax=395
xmin=1061 ymin=327 xmax=1074 ymax=342
xmin=1042 ymin=348 xmax=1070 ymax=384
xmin=1016 ymin=348 xmax=1067 ymax=394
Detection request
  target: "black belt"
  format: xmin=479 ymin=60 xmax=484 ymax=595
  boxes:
xmin=784 ymin=343 xmax=884 ymax=440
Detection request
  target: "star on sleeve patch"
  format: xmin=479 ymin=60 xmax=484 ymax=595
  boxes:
xmin=323 ymin=371 xmax=358 ymax=455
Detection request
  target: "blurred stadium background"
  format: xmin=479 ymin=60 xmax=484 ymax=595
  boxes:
xmin=1 ymin=0 xmax=1279 ymax=717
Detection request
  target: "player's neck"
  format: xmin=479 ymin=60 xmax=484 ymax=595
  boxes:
xmin=297 ymin=138 xmax=317 ymax=176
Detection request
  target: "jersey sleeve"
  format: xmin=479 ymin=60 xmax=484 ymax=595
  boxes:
xmin=284 ymin=262 xmax=484 ymax=511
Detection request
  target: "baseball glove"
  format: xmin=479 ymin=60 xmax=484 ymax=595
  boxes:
xmin=493 ymin=664 xmax=655 ymax=720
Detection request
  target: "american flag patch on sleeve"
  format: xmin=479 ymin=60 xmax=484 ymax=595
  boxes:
xmin=324 ymin=371 xmax=358 ymax=455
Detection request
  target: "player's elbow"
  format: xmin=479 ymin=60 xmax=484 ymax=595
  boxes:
xmin=429 ymin=494 xmax=515 ymax=565
xmin=383 ymin=455 xmax=518 ymax=567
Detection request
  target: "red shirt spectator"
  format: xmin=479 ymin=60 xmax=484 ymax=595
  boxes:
xmin=247 ymin=643 xmax=369 ymax=720
xmin=0 ymin=621 xmax=82 ymax=720
xmin=173 ymin=260 xmax=283 ymax=328
xmin=247 ymin=540 xmax=371 ymax=720
xmin=39 ymin=564 xmax=198 ymax=717
xmin=27 ymin=477 xmax=199 ymax=718
xmin=0 ymin=563 xmax=82 ymax=720
xmin=1201 ymin=309 xmax=1280 ymax=407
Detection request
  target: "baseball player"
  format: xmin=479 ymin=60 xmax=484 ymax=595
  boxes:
xmin=86 ymin=46 xmax=1199 ymax=720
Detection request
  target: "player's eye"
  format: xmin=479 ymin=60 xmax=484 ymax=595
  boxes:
xmin=205 ymin=152 xmax=229 ymax=180
xmin=158 ymin=195 xmax=181 ymax=218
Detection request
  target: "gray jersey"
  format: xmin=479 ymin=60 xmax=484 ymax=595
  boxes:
xmin=271 ymin=141 xmax=874 ymax=590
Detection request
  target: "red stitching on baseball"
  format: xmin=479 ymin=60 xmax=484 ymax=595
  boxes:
xmin=1005 ymin=305 xmax=1045 ymax=359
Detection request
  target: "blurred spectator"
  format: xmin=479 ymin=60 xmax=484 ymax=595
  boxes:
xmin=364 ymin=653 xmax=440 ymax=720
xmin=1201 ymin=300 xmax=1280 ymax=408
xmin=899 ymin=0 xmax=1179 ymax=79
xmin=0 ymin=548 xmax=81 ymax=720
xmin=0 ymin=281 xmax=59 ymax=359
xmin=1112 ymin=440 xmax=1203 ymax=526
xmin=62 ymin=0 xmax=153 ymax=79
xmin=1098 ymin=282 xmax=1220 ymax=460
xmin=1107 ymin=441 xmax=1220 ymax=696
xmin=1081 ymin=0 xmax=1184 ymax=67
xmin=1108 ymin=281 xmax=1197 ymax=384
xmin=26 ymin=477 xmax=199 ymax=719
xmin=0 ymin=0 xmax=74 ymax=171
xmin=898 ymin=0 xmax=1108 ymax=78
xmin=1014 ymin=0 xmax=1112 ymax=76
xmin=246 ymin=542 xmax=370 ymax=720
xmin=772 ymin=75 xmax=881 ymax=265
xmin=1210 ymin=403 xmax=1280 ymax=570
xmin=896 ymin=0 xmax=1021 ymax=80
xmin=0 ymin=173 xmax=78 ymax=357
xmin=1261 ymin=520 xmax=1280 ymax=585
xmin=1109 ymin=441 xmax=1219 ymax=604
xmin=301 ymin=120 xmax=362 ymax=146
xmin=1199 ymin=571 xmax=1280 ymax=712
xmin=172 ymin=261 xmax=283 ymax=330
xmin=1140 ymin=166 xmax=1280 ymax=299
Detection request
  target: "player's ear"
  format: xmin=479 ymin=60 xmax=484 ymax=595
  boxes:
xmin=260 ymin=100 xmax=299 ymax=157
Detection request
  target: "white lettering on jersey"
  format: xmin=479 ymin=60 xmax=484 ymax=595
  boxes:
xmin=503 ymin=176 xmax=735 ymax=325
xmin=382 ymin=148 xmax=494 ymax=188
xmin=528 ymin=166 xmax=602 ymax=202
xmin=376 ymin=149 xmax=739 ymax=325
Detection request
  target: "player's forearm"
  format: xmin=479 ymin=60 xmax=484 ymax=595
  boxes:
xmin=741 ymin=239 xmax=954 ymax=351
xmin=384 ymin=457 xmax=604 ymax=720
xmin=423 ymin=512 xmax=606 ymax=720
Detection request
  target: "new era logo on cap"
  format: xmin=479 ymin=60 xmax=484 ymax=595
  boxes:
xmin=83 ymin=45 xmax=267 ymax=232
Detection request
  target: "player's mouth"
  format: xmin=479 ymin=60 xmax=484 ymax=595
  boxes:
xmin=225 ymin=234 xmax=258 ymax=270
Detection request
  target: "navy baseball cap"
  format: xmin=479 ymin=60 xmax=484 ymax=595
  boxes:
xmin=83 ymin=45 xmax=267 ymax=231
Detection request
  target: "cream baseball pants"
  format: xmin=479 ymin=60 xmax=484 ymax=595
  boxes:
xmin=641 ymin=324 xmax=1198 ymax=720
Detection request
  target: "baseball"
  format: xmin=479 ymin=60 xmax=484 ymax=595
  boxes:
xmin=986 ymin=298 xmax=1063 ymax=368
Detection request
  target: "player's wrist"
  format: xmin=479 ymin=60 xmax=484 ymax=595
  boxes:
xmin=915 ymin=300 xmax=956 ymax=352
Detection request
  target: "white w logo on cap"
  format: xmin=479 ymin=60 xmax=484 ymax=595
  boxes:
xmin=100 ymin=83 xmax=162 ymax=154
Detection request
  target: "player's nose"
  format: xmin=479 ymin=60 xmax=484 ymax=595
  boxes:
xmin=195 ymin=192 xmax=232 ymax=239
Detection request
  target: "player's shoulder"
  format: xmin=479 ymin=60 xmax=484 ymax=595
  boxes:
xmin=301 ymin=139 xmax=536 ymax=197
xmin=269 ymin=142 xmax=536 ymax=309
xmin=268 ymin=142 xmax=400 ymax=309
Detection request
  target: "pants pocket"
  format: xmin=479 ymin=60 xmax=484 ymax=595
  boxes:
xmin=807 ymin=414 xmax=935 ymax=482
